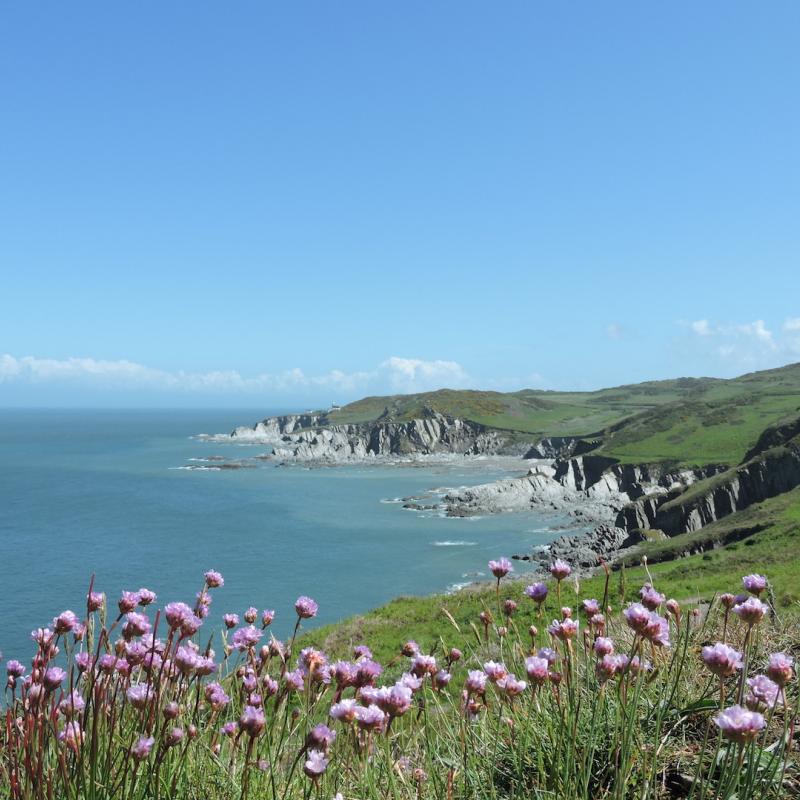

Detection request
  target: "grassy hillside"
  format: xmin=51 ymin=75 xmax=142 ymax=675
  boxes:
xmin=318 ymin=363 xmax=800 ymax=467
xmin=304 ymin=487 xmax=800 ymax=664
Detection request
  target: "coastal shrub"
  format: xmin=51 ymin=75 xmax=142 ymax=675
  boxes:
xmin=1 ymin=564 xmax=797 ymax=799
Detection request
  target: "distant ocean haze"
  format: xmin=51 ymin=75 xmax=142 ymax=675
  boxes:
xmin=0 ymin=409 xmax=576 ymax=663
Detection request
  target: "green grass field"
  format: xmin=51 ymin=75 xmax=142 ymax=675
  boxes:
xmin=312 ymin=363 xmax=800 ymax=467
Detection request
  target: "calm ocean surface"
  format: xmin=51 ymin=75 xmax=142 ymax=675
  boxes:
xmin=0 ymin=409 xmax=582 ymax=663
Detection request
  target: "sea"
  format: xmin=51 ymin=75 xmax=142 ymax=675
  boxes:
xmin=0 ymin=408 xmax=584 ymax=664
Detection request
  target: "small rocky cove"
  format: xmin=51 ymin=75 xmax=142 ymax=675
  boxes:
xmin=226 ymin=410 xmax=800 ymax=575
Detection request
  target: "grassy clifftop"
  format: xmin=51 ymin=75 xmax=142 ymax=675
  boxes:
xmin=321 ymin=363 xmax=800 ymax=467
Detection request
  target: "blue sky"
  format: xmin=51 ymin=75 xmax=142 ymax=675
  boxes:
xmin=1 ymin=2 xmax=799 ymax=407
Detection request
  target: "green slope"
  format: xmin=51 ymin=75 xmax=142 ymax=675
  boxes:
xmin=302 ymin=487 xmax=800 ymax=664
xmin=318 ymin=362 xmax=800 ymax=467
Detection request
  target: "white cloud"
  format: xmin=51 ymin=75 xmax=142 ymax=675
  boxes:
xmin=690 ymin=319 xmax=712 ymax=336
xmin=679 ymin=317 xmax=798 ymax=367
xmin=0 ymin=353 xmax=474 ymax=397
xmin=736 ymin=319 xmax=775 ymax=349
xmin=380 ymin=357 xmax=470 ymax=393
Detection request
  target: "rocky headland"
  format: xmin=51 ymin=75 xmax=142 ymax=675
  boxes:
xmin=221 ymin=399 xmax=800 ymax=576
xmin=230 ymin=410 xmax=529 ymax=462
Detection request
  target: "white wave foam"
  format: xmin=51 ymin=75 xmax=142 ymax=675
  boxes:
xmin=446 ymin=581 xmax=472 ymax=594
xmin=169 ymin=465 xmax=222 ymax=472
xmin=379 ymin=498 xmax=404 ymax=504
xmin=432 ymin=540 xmax=477 ymax=547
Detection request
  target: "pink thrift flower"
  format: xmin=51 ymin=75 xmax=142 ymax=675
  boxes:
xmin=410 ymin=654 xmax=437 ymax=678
xmin=746 ymin=675 xmax=781 ymax=710
xmin=593 ymin=637 xmax=614 ymax=657
xmin=87 ymin=592 xmax=104 ymax=612
xmin=239 ymin=705 xmax=265 ymax=737
xmin=701 ymin=643 xmax=743 ymax=678
xmin=465 ymin=670 xmax=487 ymax=695
xmin=433 ymin=670 xmax=452 ymax=690
xmin=355 ymin=704 xmax=385 ymax=731
xmin=525 ymin=656 xmax=549 ymax=686
xmin=355 ymin=659 xmax=382 ymax=687
xmin=164 ymin=602 xmax=193 ymax=630
xmin=483 ymin=661 xmax=508 ymax=683
xmin=354 ymin=644 xmax=373 ymax=659
xmin=58 ymin=721 xmax=84 ymax=751
xmin=525 ymin=582 xmax=548 ymax=603
xmin=131 ymin=736 xmax=155 ymax=761
xmin=74 ymin=652 xmax=93 ymax=673
xmin=261 ymin=609 xmax=275 ymax=627
xmin=623 ymin=603 xmax=651 ymax=635
xmin=550 ymin=559 xmax=571 ymax=581
xmin=123 ymin=612 xmax=151 ymax=639
xmin=53 ymin=610 xmax=79 ymax=635
xmin=639 ymin=584 xmax=665 ymax=611
xmin=303 ymin=749 xmax=329 ymax=779
xmin=720 ymin=593 xmax=737 ymax=609
xmin=167 ymin=727 xmax=184 ymax=747
xmin=6 ymin=660 xmax=25 ymax=678
xmin=137 ymin=588 xmax=157 ymax=606
xmin=742 ymin=574 xmax=767 ymax=596
xmin=223 ymin=613 xmax=239 ymax=629
xmin=488 ymin=557 xmax=513 ymax=579
xmin=665 ymin=598 xmax=680 ymax=618
xmin=58 ymin=690 xmax=86 ymax=717
xmin=204 ymin=570 xmax=224 ymax=588
xmin=231 ymin=625 xmax=262 ymax=652
xmin=330 ymin=698 xmax=358 ymax=723
xmin=714 ymin=705 xmax=766 ymax=744
xmin=118 ymin=591 xmax=139 ymax=614
xmin=767 ymin=652 xmax=794 ymax=687
xmin=537 ymin=647 xmax=559 ymax=664
xmin=126 ymin=683 xmax=154 ymax=710
xmin=497 ymin=673 xmax=526 ymax=697
xmin=295 ymin=596 xmax=318 ymax=619
xmin=307 ymin=724 xmax=336 ymax=752
xmin=582 ymin=598 xmax=601 ymax=616
xmin=733 ymin=597 xmax=768 ymax=625
xmin=401 ymin=640 xmax=420 ymax=657
xmin=43 ymin=667 xmax=66 ymax=691
xmin=596 ymin=654 xmax=621 ymax=684
xmin=285 ymin=669 xmax=305 ymax=692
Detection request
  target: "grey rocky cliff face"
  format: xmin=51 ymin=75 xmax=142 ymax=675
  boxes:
xmin=442 ymin=454 xmax=716 ymax=525
xmin=231 ymin=414 xmax=324 ymax=441
xmin=636 ymin=445 xmax=800 ymax=535
xmin=232 ymin=412 xmax=514 ymax=462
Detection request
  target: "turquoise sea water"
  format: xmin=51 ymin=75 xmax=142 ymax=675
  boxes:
xmin=0 ymin=409 xmax=583 ymax=663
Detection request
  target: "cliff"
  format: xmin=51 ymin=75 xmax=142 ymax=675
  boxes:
xmin=443 ymin=453 xmax=722 ymax=523
xmin=623 ymin=438 xmax=800 ymax=535
xmin=232 ymin=411 xmax=521 ymax=462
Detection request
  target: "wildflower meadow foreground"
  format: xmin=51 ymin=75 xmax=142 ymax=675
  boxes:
xmin=1 ymin=562 xmax=797 ymax=799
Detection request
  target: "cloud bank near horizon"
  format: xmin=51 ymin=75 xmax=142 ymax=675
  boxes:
xmin=0 ymin=353 xmax=475 ymax=399
xmin=681 ymin=317 xmax=800 ymax=365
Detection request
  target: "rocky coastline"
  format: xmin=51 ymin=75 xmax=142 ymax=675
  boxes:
xmin=218 ymin=408 xmax=800 ymax=578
